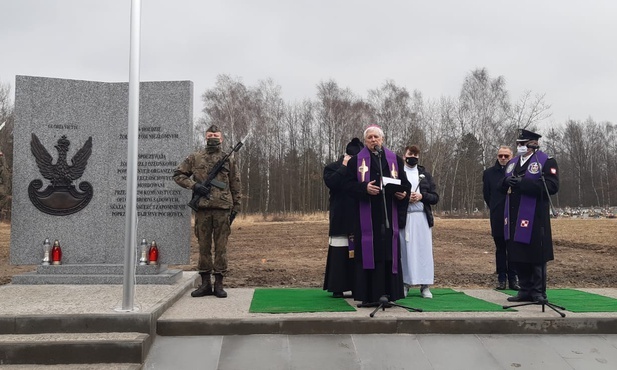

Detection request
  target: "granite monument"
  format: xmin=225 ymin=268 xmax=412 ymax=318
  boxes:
xmin=10 ymin=75 xmax=193 ymax=284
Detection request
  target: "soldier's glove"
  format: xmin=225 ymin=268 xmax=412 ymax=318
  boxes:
xmin=229 ymin=210 xmax=238 ymax=225
xmin=506 ymin=177 xmax=522 ymax=188
xmin=193 ymin=183 xmax=210 ymax=196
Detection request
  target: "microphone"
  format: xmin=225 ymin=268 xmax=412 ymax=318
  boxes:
xmin=374 ymin=145 xmax=383 ymax=153
xmin=526 ymin=143 xmax=540 ymax=150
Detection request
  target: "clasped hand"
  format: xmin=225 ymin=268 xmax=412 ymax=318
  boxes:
xmin=506 ymin=176 xmax=522 ymax=187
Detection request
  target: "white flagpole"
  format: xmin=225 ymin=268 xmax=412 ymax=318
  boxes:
xmin=121 ymin=0 xmax=142 ymax=311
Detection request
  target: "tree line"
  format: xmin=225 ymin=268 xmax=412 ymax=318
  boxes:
xmin=0 ymin=79 xmax=14 ymax=201
xmin=1 ymin=69 xmax=616 ymax=218
xmin=194 ymin=68 xmax=616 ymax=215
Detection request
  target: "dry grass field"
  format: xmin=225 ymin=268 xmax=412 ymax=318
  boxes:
xmin=2 ymin=216 xmax=616 ymax=288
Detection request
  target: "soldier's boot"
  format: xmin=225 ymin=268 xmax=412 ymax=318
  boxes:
xmin=191 ymin=273 xmax=213 ymax=297
xmin=213 ymin=273 xmax=228 ymax=298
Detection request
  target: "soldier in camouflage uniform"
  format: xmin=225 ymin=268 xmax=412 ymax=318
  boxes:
xmin=173 ymin=125 xmax=241 ymax=298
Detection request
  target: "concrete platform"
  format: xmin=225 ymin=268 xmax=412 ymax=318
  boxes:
xmin=0 ymin=272 xmax=198 ymax=334
xmin=1 ymin=273 xmax=617 ymax=366
xmin=0 ymin=272 xmax=198 ymax=366
xmin=1 ymin=274 xmax=616 ymax=336
xmin=157 ymin=287 xmax=617 ymax=335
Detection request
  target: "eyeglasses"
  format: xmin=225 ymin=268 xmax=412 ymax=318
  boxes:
xmin=498 ymin=155 xmax=511 ymax=159
xmin=517 ymin=142 xmax=528 ymax=146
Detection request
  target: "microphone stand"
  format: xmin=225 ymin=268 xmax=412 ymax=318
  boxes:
xmin=502 ymin=148 xmax=566 ymax=317
xmin=357 ymin=148 xmax=422 ymax=317
xmin=376 ymin=150 xmax=390 ymax=230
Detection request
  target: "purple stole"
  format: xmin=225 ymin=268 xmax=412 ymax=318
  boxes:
xmin=504 ymin=151 xmax=549 ymax=244
xmin=356 ymin=146 xmax=400 ymax=273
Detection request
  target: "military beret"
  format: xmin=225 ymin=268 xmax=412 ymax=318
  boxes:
xmin=206 ymin=124 xmax=221 ymax=133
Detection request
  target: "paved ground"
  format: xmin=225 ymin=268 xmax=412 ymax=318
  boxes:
xmin=144 ymin=333 xmax=617 ymax=370
xmin=2 ymin=272 xmax=617 ymax=369
xmin=10 ymin=272 xmax=616 ymax=321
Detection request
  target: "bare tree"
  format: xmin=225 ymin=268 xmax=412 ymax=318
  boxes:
xmin=368 ymin=80 xmax=419 ymax=151
xmin=316 ymin=80 xmax=366 ymax=164
xmin=193 ymin=70 xmax=614 ymax=215
xmin=422 ymin=96 xmax=458 ymax=213
xmin=252 ymin=79 xmax=285 ymax=214
xmin=0 ymin=80 xmax=12 ymax=166
xmin=201 ymin=74 xmax=253 ymax=144
xmin=458 ymin=68 xmax=511 ymax=170
xmin=599 ymin=121 xmax=617 ymax=206
xmin=510 ymin=90 xmax=552 ymax=129
xmin=0 ymin=79 xmax=13 ymax=217
xmin=200 ymin=75 xmax=254 ymax=213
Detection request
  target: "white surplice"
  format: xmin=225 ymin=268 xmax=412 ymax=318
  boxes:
xmin=400 ymin=165 xmax=434 ymax=285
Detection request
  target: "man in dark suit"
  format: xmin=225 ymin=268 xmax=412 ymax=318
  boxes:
xmin=483 ymin=146 xmax=520 ymax=290
xmin=502 ymin=129 xmax=559 ymax=303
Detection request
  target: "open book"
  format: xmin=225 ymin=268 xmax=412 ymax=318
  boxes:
xmin=381 ymin=176 xmax=410 ymax=195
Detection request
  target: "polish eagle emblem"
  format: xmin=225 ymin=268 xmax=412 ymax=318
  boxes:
xmin=28 ymin=133 xmax=94 ymax=215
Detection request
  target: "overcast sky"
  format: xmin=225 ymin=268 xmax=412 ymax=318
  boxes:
xmin=1 ymin=0 xmax=615 ymax=127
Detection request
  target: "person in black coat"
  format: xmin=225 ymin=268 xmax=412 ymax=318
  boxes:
xmin=483 ymin=146 xmax=520 ymax=290
xmin=322 ymin=138 xmax=364 ymax=298
xmin=502 ymin=129 xmax=559 ymax=303
xmin=399 ymin=145 xmax=439 ymax=298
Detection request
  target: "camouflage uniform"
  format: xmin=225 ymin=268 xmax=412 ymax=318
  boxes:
xmin=173 ymin=146 xmax=241 ymax=276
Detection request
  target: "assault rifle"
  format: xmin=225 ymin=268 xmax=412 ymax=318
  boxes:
xmin=187 ymin=133 xmax=249 ymax=212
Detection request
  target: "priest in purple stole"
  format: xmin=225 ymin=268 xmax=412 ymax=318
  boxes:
xmin=502 ymin=129 xmax=559 ymax=303
xmin=343 ymin=125 xmax=410 ymax=304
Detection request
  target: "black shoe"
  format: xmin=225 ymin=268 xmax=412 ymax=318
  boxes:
xmin=191 ymin=282 xmax=213 ymax=297
xmin=496 ymin=281 xmax=507 ymax=290
xmin=332 ymin=292 xmax=344 ymax=298
xmin=507 ymin=294 xmax=533 ymax=302
xmin=213 ymin=274 xmax=228 ymax=298
xmin=509 ymin=277 xmax=521 ymax=291
xmin=191 ymin=273 xmax=213 ymax=297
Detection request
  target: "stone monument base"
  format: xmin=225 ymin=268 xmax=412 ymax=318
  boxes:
xmin=10 ymin=264 xmax=183 ymax=285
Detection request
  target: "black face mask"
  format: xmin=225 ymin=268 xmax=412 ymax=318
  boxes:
xmin=405 ymin=157 xmax=418 ymax=166
xmin=206 ymin=138 xmax=221 ymax=147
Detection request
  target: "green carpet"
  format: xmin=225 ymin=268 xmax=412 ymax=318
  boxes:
xmin=398 ymin=288 xmax=514 ymax=312
xmin=249 ymin=288 xmax=356 ymax=313
xmin=502 ymin=289 xmax=617 ymax=312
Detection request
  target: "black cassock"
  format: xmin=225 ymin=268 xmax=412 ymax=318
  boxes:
xmin=322 ymin=156 xmax=355 ymax=294
xmin=344 ymin=149 xmax=410 ymax=303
